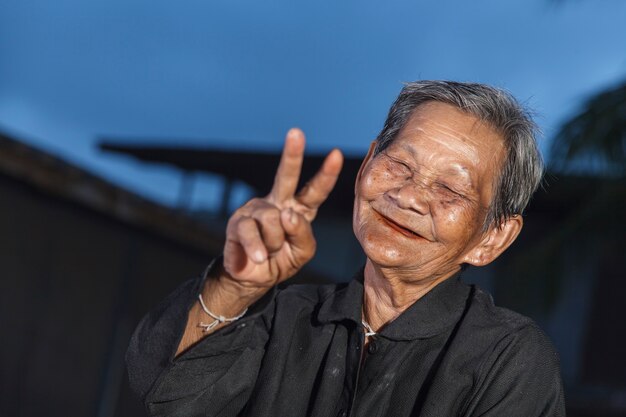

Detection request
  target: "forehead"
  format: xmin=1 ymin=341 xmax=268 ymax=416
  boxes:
xmin=389 ymin=101 xmax=505 ymax=194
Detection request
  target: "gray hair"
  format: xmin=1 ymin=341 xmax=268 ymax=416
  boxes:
xmin=374 ymin=80 xmax=544 ymax=230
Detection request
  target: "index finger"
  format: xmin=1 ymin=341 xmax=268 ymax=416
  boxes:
xmin=269 ymin=128 xmax=305 ymax=203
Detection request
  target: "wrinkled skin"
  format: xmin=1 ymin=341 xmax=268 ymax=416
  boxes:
xmin=354 ymin=102 xmax=520 ymax=309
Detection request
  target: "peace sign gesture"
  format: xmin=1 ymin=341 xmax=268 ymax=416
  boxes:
xmin=176 ymin=128 xmax=343 ymax=352
xmin=222 ymin=128 xmax=343 ymax=293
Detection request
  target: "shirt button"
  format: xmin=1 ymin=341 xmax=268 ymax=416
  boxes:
xmin=337 ymin=409 xmax=347 ymax=417
xmin=368 ymin=341 xmax=379 ymax=354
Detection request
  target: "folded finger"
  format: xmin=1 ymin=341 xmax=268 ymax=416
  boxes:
xmin=251 ymin=206 xmax=285 ymax=254
xmin=280 ymin=208 xmax=316 ymax=264
xmin=235 ymin=216 xmax=267 ymax=264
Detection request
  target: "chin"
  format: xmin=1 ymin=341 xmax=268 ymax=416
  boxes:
xmin=358 ymin=232 xmax=464 ymax=277
xmin=359 ymin=234 xmax=425 ymax=268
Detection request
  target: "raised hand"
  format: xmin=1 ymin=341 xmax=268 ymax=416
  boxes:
xmin=176 ymin=128 xmax=343 ymax=353
xmin=222 ymin=128 xmax=343 ymax=292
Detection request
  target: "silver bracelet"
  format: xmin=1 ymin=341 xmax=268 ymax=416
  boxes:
xmin=197 ymin=293 xmax=248 ymax=332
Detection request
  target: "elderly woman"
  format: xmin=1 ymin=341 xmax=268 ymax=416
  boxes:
xmin=127 ymin=81 xmax=565 ymax=417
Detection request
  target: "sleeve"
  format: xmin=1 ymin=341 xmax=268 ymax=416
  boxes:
xmin=125 ymin=260 xmax=277 ymax=417
xmin=463 ymin=324 xmax=566 ymax=417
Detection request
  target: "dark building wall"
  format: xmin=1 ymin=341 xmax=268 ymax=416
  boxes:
xmin=0 ymin=173 xmax=217 ymax=417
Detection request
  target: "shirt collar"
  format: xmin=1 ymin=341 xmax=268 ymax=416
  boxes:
xmin=316 ymin=268 xmax=470 ymax=340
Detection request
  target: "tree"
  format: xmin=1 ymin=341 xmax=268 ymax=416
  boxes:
xmin=504 ymin=79 xmax=626 ymax=313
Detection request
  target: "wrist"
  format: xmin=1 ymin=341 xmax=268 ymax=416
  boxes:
xmin=201 ymin=261 xmax=268 ymax=316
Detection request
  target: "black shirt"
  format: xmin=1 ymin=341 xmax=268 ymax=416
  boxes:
xmin=126 ymin=264 xmax=565 ymax=417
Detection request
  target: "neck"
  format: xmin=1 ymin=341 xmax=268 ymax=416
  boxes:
xmin=362 ymin=260 xmax=458 ymax=332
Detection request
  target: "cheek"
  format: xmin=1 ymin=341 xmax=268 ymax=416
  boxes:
xmin=359 ymin=164 xmax=397 ymax=197
xmin=435 ymin=197 xmax=462 ymax=212
xmin=432 ymin=203 xmax=479 ymax=241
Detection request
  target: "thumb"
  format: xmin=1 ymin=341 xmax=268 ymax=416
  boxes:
xmin=280 ymin=208 xmax=316 ymax=264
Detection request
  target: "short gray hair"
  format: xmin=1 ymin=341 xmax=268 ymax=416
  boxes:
xmin=374 ymin=80 xmax=544 ymax=230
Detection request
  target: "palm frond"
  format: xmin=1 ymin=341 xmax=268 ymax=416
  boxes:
xmin=550 ymin=79 xmax=626 ymax=175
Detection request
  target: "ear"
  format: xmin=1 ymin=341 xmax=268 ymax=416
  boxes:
xmin=461 ymin=215 xmax=523 ymax=267
xmin=355 ymin=141 xmax=378 ymax=192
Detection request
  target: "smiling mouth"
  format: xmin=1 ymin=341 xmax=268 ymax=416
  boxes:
xmin=374 ymin=211 xmax=424 ymax=239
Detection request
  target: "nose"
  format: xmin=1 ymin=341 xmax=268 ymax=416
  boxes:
xmin=386 ymin=182 xmax=430 ymax=215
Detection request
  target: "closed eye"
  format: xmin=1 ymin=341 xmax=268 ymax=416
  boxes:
xmin=383 ymin=152 xmax=413 ymax=176
xmin=437 ymin=183 xmax=467 ymax=200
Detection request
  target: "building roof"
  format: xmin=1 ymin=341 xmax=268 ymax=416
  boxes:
xmin=100 ymin=140 xmax=361 ymax=216
xmin=0 ymin=132 xmax=223 ymax=253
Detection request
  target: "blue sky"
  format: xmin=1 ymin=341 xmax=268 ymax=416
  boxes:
xmin=1 ymin=0 xmax=625 ymax=208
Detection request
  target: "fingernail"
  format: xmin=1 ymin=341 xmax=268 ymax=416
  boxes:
xmin=289 ymin=208 xmax=297 ymax=225
xmin=253 ymin=250 xmax=266 ymax=263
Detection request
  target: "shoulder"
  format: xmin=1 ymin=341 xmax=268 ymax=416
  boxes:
xmin=465 ymin=285 xmax=546 ymax=337
xmin=460 ymin=284 xmax=561 ymax=377
xmin=450 ymin=284 xmax=562 ymax=379
xmin=458 ymin=286 xmax=565 ymax=415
